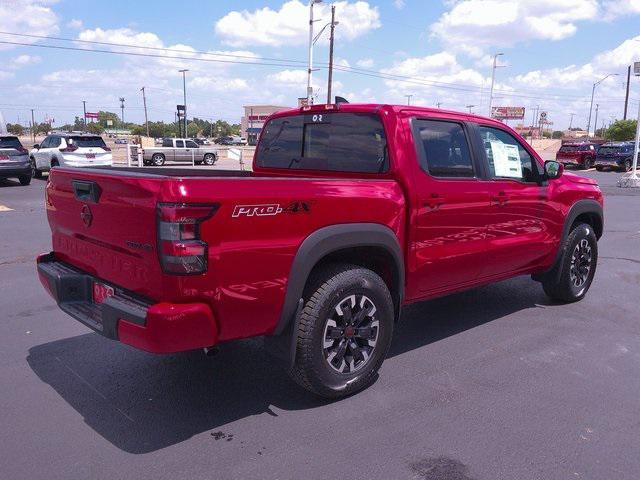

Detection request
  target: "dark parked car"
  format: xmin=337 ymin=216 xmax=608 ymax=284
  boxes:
xmin=556 ymin=142 xmax=598 ymax=169
xmin=594 ymin=142 xmax=635 ymax=172
xmin=0 ymin=135 xmax=31 ymax=185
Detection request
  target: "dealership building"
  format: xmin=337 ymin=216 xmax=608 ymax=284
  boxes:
xmin=241 ymin=105 xmax=289 ymax=145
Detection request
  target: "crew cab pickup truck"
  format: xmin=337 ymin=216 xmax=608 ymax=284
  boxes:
xmin=37 ymin=103 xmax=604 ymax=398
xmin=142 ymin=138 xmax=218 ymax=166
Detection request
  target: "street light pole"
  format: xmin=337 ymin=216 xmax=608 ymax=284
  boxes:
xmin=405 ymin=94 xmax=413 ymax=105
xmin=593 ymin=103 xmax=599 ymax=137
xmin=488 ymin=53 xmax=504 ymax=117
xmin=326 ymin=4 xmax=336 ymax=105
xmin=179 ymin=69 xmax=188 ymax=138
xmin=119 ymin=97 xmax=125 ymax=132
xmin=587 ymin=73 xmax=618 ymax=137
xmin=306 ymin=0 xmax=322 ymax=104
xmin=466 ymin=104 xmax=475 ymax=114
xmin=569 ymin=112 xmax=576 ymax=130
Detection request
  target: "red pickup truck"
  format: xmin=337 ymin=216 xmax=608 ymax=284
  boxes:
xmin=37 ymin=103 xmax=603 ymax=398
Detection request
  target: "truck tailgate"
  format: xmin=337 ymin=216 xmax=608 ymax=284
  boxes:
xmin=46 ymin=168 xmax=166 ymax=300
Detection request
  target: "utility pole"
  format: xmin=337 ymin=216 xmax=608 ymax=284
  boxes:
xmin=594 ymin=103 xmax=599 ymax=137
xmin=119 ymin=97 xmax=125 ymax=132
xmin=436 ymin=102 xmax=442 ymax=109
xmin=140 ymin=87 xmax=149 ymax=137
xmin=405 ymin=94 xmax=413 ymax=106
xmin=306 ymin=0 xmax=322 ymax=104
xmin=623 ymin=65 xmax=631 ymax=120
xmin=82 ymin=100 xmax=87 ymax=132
xmin=31 ymin=109 xmax=35 ymax=143
xmin=179 ymin=69 xmax=188 ymax=138
xmin=568 ymin=112 xmax=576 ymax=130
xmin=488 ymin=53 xmax=504 ymax=117
xmin=326 ymin=4 xmax=336 ymax=104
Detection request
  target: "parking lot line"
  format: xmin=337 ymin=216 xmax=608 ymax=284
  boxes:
xmin=0 ymin=205 xmax=14 ymax=212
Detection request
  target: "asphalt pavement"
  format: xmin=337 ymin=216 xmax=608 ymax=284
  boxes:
xmin=1 ymin=169 xmax=639 ymax=480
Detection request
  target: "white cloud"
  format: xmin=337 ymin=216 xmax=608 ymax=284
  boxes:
xmin=431 ymin=0 xmax=600 ymax=55
xmin=215 ymin=0 xmax=381 ymax=47
xmin=67 ymin=18 xmax=83 ymax=29
xmin=10 ymin=54 xmax=42 ymax=68
xmin=356 ymin=58 xmax=375 ymax=68
xmin=600 ymin=0 xmax=640 ymax=20
xmin=268 ymin=69 xmax=308 ymax=85
xmin=78 ymin=27 xmax=164 ymax=49
xmin=393 ymin=0 xmax=406 ymax=10
xmin=0 ymin=0 xmax=59 ymax=50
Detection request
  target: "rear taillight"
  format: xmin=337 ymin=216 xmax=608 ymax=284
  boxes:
xmin=103 ymin=146 xmax=111 ymax=151
xmin=17 ymin=146 xmax=28 ymax=154
xmin=60 ymin=144 xmax=78 ymax=152
xmin=157 ymin=203 xmax=218 ymax=275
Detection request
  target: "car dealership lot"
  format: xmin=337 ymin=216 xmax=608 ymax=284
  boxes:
xmin=1 ymin=170 xmax=639 ymax=479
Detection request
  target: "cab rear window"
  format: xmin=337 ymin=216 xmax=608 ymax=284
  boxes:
xmin=255 ymin=112 xmax=388 ymax=173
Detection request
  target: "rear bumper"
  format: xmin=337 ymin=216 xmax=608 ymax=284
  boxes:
xmin=0 ymin=163 xmax=30 ymax=178
xmin=594 ymin=157 xmax=624 ymax=167
xmin=36 ymin=252 xmax=218 ymax=353
xmin=557 ymin=156 xmax=582 ymax=165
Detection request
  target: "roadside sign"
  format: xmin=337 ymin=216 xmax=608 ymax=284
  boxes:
xmin=176 ymin=104 xmax=185 ymax=111
xmin=491 ymin=106 xmax=525 ymax=120
xmin=634 ymin=62 xmax=640 ymax=76
xmin=85 ymin=112 xmax=99 ymax=119
xmin=298 ymin=97 xmax=309 ymax=108
xmin=106 ymin=120 xmax=113 ymax=126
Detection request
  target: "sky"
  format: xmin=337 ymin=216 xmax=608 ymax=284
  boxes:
xmin=0 ymin=0 xmax=639 ymax=130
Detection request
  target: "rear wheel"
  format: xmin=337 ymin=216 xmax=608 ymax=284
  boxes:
xmin=623 ymin=158 xmax=632 ymax=172
xmin=582 ymin=156 xmax=593 ymax=170
xmin=595 ymin=165 xmax=604 ymax=171
xmin=289 ymin=264 xmax=394 ymax=398
xmin=203 ymin=153 xmax=216 ymax=166
xmin=542 ymin=223 xmax=597 ymax=302
xmin=152 ymin=153 xmax=165 ymax=166
xmin=19 ymin=175 xmax=31 ymax=186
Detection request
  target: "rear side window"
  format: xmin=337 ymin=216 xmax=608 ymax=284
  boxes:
xmin=256 ymin=112 xmax=388 ymax=173
xmin=175 ymin=140 xmax=185 ymax=148
xmin=70 ymin=136 xmax=107 ymax=148
xmin=0 ymin=137 xmax=22 ymax=149
xmin=412 ymin=119 xmax=474 ymax=178
xmin=162 ymin=138 xmax=173 ymax=147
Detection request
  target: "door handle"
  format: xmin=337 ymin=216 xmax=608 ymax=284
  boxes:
xmin=491 ymin=191 xmax=508 ymax=207
xmin=425 ymin=193 xmax=445 ymax=210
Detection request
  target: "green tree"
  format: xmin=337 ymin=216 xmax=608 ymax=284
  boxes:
xmin=6 ymin=123 xmax=24 ymax=135
xmin=86 ymin=122 xmax=104 ymax=134
xmin=605 ymin=119 xmax=637 ymax=141
xmin=97 ymin=111 xmax=120 ymax=128
xmin=551 ymin=130 xmax=564 ymax=139
xmin=36 ymin=122 xmax=51 ymax=135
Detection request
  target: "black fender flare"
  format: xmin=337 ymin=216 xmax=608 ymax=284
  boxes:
xmin=272 ymin=223 xmax=405 ymax=337
xmin=533 ymin=199 xmax=603 ymax=282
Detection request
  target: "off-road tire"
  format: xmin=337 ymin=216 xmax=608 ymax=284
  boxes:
xmin=542 ymin=223 xmax=597 ymax=302
xmin=289 ymin=264 xmax=394 ymax=398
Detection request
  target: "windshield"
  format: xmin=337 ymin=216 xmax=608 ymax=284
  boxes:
xmin=0 ymin=137 xmax=23 ymax=150
xmin=70 ymin=136 xmax=107 ymax=148
xmin=256 ymin=112 xmax=388 ymax=173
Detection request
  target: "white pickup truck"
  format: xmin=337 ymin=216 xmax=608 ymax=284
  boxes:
xmin=143 ymin=138 xmax=218 ymax=166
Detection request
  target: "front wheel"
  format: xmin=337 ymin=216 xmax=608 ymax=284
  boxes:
xmin=595 ymin=165 xmax=604 ymax=171
xmin=203 ymin=153 xmax=216 ymax=166
xmin=582 ymin=157 xmax=593 ymax=170
xmin=31 ymin=158 xmax=42 ymax=178
xmin=542 ymin=223 xmax=597 ymax=302
xmin=19 ymin=175 xmax=31 ymax=186
xmin=289 ymin=264 xmax=394 ymax=398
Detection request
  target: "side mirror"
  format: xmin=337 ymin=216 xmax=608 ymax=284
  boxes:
xmin=33 ymin=144 xmax=40 ymax=149
xmin=544 ymin=160 xmax=563 ymax=180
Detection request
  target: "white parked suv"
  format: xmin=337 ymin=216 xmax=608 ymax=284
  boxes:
xmin=30 ymin=133 xmax=112 ymax=177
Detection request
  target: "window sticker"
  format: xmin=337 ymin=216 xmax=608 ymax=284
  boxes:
xmin=490 ymin=141 xmax=522 ymax=178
